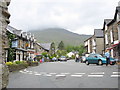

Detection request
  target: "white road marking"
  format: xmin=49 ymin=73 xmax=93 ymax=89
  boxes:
xmin=25 ymin=71 xmax=30 ymax=72
xmin=49 ymin=73 xmax=57 ymax=75
xmin=88 ymin=75 xmax=104 ymax=77
xmin=44 ymin=74 xmax=52 ymax=77
xmin=74 ymin=73 xmax=85 ymax=75
xmin=60 ymin=73 xmax=70 ymax=75
xmin=111 ymin=75 xmax=120 ymax=77
xmin=19 ymin=71 xmax=27 ymax=74
xmin=90 ymin=72 xmax=105 ymax=75
xmin=24 ymin=69 xmax=27 ymax=71
xmin=19 ymin=70 xmax=23 ymax=73
xmin=113 ymin=72 xmax=120 ymax=74
xmin=56 ymin=75 xmax=66 ymax=77
xmin=71 ymin=75 xmax=83 ymax=77
xmin=34 ymin=74 xmax=41 ymax=76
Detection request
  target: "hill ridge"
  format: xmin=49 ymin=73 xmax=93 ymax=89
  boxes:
xmin=29 ymin=28 xmax=91 ymax=46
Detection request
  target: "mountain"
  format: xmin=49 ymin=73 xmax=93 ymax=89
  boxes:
xmin=29 ymin=28 xmax=91 ymax=46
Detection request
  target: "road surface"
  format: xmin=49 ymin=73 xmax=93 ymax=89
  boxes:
xmin=7 ymin=60 xmax=119 ymax=88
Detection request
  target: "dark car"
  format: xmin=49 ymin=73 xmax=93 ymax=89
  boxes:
xmin=86 ymin=54 xmax=116 ymax=65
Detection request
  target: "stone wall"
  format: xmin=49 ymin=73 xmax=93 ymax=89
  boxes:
xmin=96 ymin=38 xmax=104 ymax=55
xmin=0 ymin=0 xmax=11 ymax=89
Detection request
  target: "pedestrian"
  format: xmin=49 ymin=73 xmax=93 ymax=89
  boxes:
xmin=104 ymin=49 xmax=110 ymax=66
xmin=42 ymin=57 xmax=44 ymax=62
xmin=40 ymin=59 xmax=42 ymax=63
xmin=75 ymin=54 xmax=79 ymax=62
xmin=34 ymin=57 xmax=36 ymax=61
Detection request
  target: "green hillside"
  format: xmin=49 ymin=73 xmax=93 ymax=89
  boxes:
xmin=29 ymin=28 xmax=91 ymax=46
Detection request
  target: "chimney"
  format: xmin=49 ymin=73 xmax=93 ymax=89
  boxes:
xmin=27 ymin=33 xmax=31 ymax=39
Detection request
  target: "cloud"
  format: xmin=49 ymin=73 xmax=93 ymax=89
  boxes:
xmin=8 ymin=0 xmax=119 ymax=35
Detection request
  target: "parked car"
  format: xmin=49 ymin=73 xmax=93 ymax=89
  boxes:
xmin=109 ymin=57 xmax=116 ymax=65
xmin=59 ymin=56 xmax=67 ymax=61
xmin=81 ymin=56 xmax=86 ymax=63
xmin=52 ymin=57 xmax=58 ymax=61
xmin=85 ymin=54 xmax=116 ymax=65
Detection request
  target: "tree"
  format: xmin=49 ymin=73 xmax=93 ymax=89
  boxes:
xmin=58 ymin=41 xmax=64 ymax=50
xmin=65 ymin=45 xmax=86 ymax=56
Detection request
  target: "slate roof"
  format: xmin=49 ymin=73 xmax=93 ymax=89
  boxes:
xmin=7 ymin=25 xmax=16 ymax=34
xmin=104 ymin=19 xmax=113 ymax=25
xmin=116 ymin=6 xmax=120 ymax=16
xmin=94 ymin=29 xmax=103 ymax=37
xmin=39 ymin=43 xmax=51 ymax=51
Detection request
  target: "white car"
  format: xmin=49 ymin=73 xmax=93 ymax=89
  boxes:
xmin=59 ymin=56 xmax=67 ymax=61
xmin=52 ymin=57 xmax=57 ymax=61
xmin=81 ymin=56 xmax=86 ymax=63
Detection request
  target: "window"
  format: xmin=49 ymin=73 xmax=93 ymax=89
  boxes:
xmin=110 ymin=30 xmax=113 ymax=43
xmin=105 ymin=34 xmax=108 ymax=44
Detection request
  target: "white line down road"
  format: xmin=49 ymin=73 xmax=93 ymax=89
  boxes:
xmin=113 ymin=72 xmax=120 ymax=74
xmin=34 ymin=74 xmax=41 ymax=76
xmin=56 ymin=75 xmax=66 ymax=77
xmin=88 ymin=75 xmax=104 ymax=77
xmin=71 ymin=75 xmax=83 ymax=77
xmin=44 ymin=74 xmax=52 ymax=77
xmin=111 ymin=75 xmax=120 ymax=77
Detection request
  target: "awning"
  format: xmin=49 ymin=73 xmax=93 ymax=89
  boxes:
xmin=15 ymin=48 xmax=27 ymax=52
xmin=106 ymin=47 xmax=113 ymax=50
xmin=27 ymin=49 xmax=35 ymax=54
xmin=112 ymin=42 xmax=120 ymax=47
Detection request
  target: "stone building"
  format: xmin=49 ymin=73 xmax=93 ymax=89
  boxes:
xmin=34 ymin=42 xmax=45 ymax=56
xmin=40 ymin=42 xmax=55 ymax=55
xmin=0 ymin=0 xmax=11 ymax=89
xmin=6 ymin=25 xmax=38 ymax=61
xmin=84 ymin=36 xmax=93 ymax=57
xmin=103 ymin=6 xmax=120 ymax=59
xmin=84 ymin=29 xmax=104 ymax=56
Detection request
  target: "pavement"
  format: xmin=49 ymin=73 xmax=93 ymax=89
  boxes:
xmin=7 ymin=60 xmax=120 ymax=88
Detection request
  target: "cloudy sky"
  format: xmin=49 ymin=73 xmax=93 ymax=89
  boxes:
xmin=8 ymin=0 xmax=119 ymax=35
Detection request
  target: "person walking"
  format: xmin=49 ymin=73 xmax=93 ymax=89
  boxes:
xmin=75 ymin=54 xmax=79 ymax=62
xmin=104 ymin=50 xmax=110 ymax=66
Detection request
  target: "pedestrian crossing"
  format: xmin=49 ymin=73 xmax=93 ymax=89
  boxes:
xmin=111 ymin=72 xmax=120 ymax=77
xmin=19 ymin=69 xmax=120 ymax=78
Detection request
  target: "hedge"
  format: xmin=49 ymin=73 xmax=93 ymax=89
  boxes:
xmin=6 ymin=61 xmax=39 ymax=72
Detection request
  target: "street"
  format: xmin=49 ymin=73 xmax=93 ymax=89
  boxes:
xmin=7 ymin=60 xmax=119 ymax=88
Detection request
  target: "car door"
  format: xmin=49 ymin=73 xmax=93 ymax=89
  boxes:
xmin=87 ymin=54 xmax=93 ymax=63
xmin=92 ymin=54 xmax=98 ymax=63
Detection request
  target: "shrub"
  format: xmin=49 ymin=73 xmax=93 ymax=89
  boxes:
xmin=6 ymin=61 xmax=29 ymax=72
xmin=14 ymin=61 xmax=22 ymax=64
xmin=6 ymin=62 xmax=13 ymax=65
xmin=27 ymin=61 xmax=39 ymax=66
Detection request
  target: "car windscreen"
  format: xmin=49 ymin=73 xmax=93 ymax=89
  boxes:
xmin=61 ymin=56 xmax=66 ymax=58
xmin=96 ymin=55 xmax=102 ymax=57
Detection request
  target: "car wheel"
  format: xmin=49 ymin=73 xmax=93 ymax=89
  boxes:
xmin=110 ymin=62 xmax=115 ymax=65
xmin=86 ymin=61 xmax=89 ymax=65
xmin=98 ymin=60 xmax=103 ymax=65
